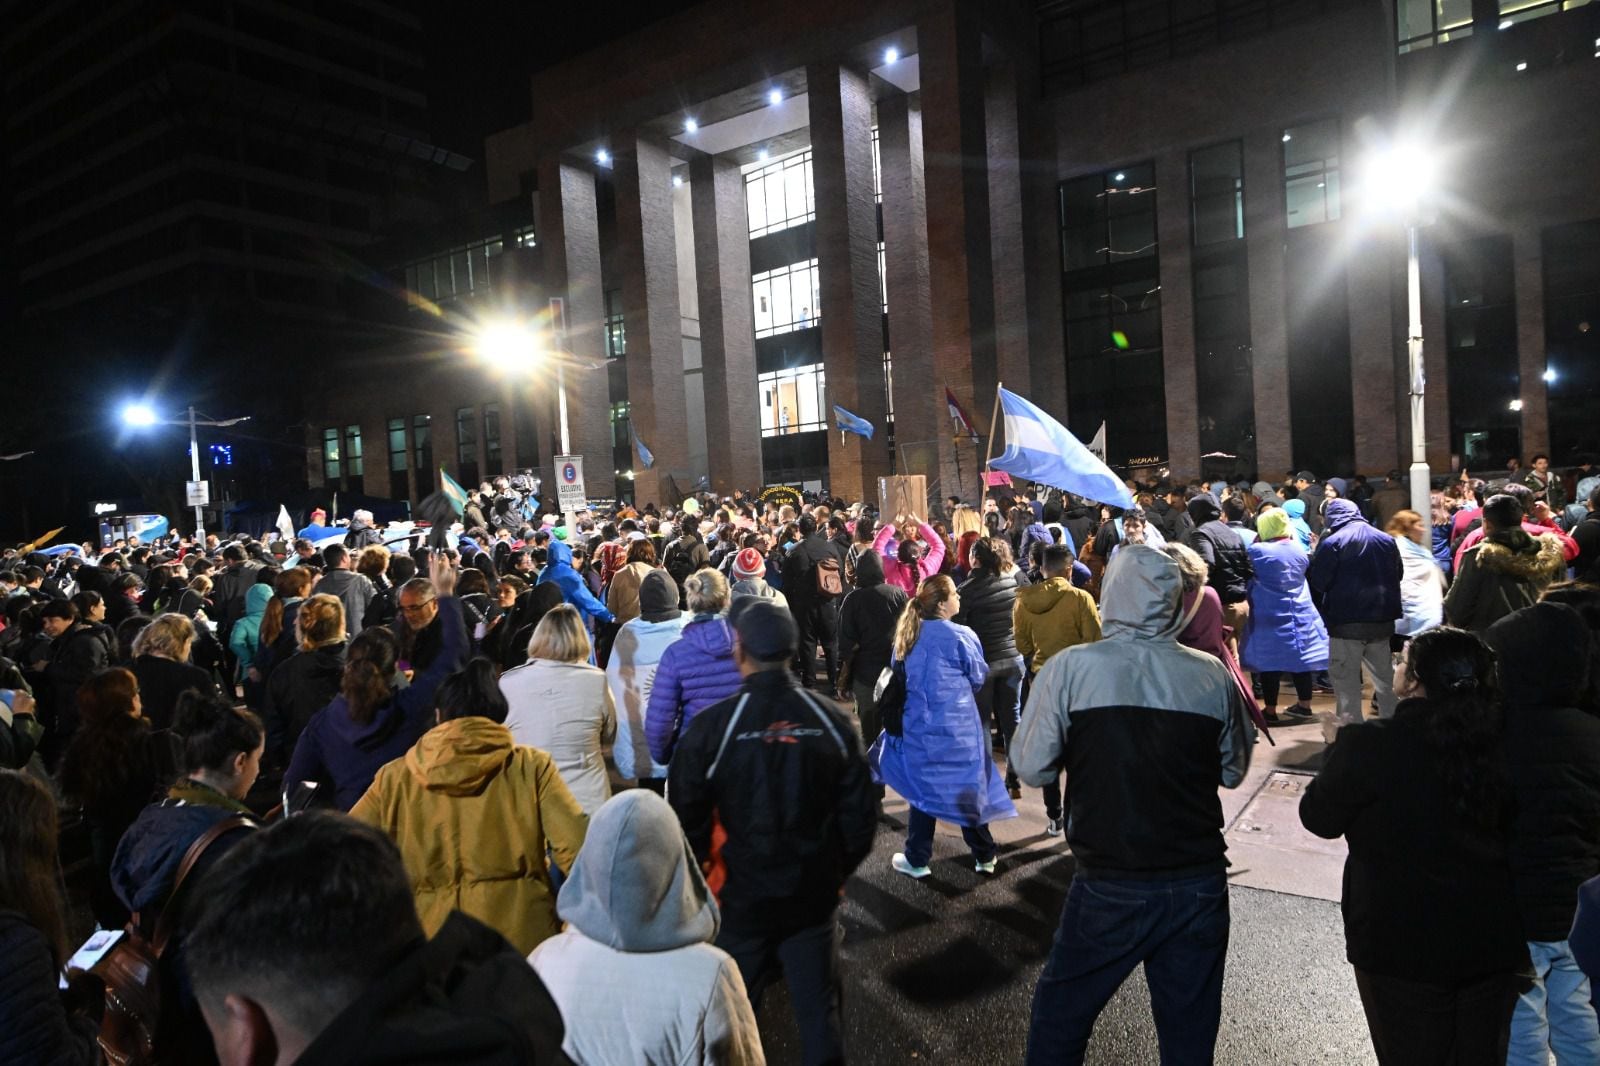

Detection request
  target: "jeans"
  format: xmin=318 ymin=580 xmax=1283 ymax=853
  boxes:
xmin=978 ymin=655 xmax=1025 ymax=787
xmin=1355 ymin=967 xmax=1524 ymax=1065
xmin=1020 ymin=670 xmax=1065 ymax=819
xmin=1026 ymin=873 xmax=1229 ymax=1066
xmin=904 ymin=807 xmax=996 ymax=867
xmin=794 ymin=601 xmax=839 ymax=690
xmin=1327 ymin=635 xmax=1397 ymax=725
xmin=1509 ymin=940 xmax=1600 ymax=1066
xmin=719 ymin=919 xmax=844 ymax=1066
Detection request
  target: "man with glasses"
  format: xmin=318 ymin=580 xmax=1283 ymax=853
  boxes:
xmin=392 ymin=578 xmax=442 ymax=673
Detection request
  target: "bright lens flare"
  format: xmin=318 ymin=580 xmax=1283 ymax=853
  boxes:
xmin=122 ymin=403 xmax=158 ymax=427
xmin=1365 ymin=141 xmax=1439 ymax=218
xmin=472 ymin=321 xmax=541 ymax=374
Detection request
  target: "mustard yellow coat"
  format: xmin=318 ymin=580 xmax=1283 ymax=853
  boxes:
xmin=351 ymin=716 xmax=588 ymax=955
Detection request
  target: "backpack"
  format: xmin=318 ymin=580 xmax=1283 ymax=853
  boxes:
xmin=815 ymin=556 xmax=844 ymax=600
xmin=87 ymin=814 xmax=254 ymax=1065
xmin=874 ymin=659 xmax=908 ymax=737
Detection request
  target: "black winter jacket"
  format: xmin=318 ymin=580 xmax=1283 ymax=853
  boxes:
xmin=1186 ymin=495 xmax=1254 ymax=605
xmin=0 ymin=911 xmax=99 ymax=1065
xmin=131 ymin=654 xmax=216 ymax=732
xmin=955 ymin=569 xmax=1024 ymax=664
xmin=836 ymin=552 xmax=909 ymax=686
xmin=1300 ymin=698 xmax=1529 ymax=982
xmin=781 ymin=533 xmax=845 ymax=609
xmin=264 ymin=642 xmax=347 ymax=763
xmin=669 ymin=670 xmax=877 ymax=934
xmin=1487 ymin=602 xmax=1600 ymax=942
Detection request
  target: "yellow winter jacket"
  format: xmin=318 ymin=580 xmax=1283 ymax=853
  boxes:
xmin=1013 ymin=576 xmax=1102 ymax=674
xmin=351 ymin=715 xmax=588 ymax=955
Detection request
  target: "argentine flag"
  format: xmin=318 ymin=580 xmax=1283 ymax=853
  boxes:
xmin=633 ymin=431 xmax=655 ymax=470
xmin=832 ymin=405 xmax=875 ymax=440
xmin=989 ymin=387 xmax=1133 ymax=508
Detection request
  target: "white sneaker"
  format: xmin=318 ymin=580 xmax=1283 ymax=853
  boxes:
xmin=974 ymin=857 xmax=998 ymax=875
xmin=891 ymin=853 xmax=931 ymax=879
xmin=1045 ymin=817 xmax=1064 ymax=837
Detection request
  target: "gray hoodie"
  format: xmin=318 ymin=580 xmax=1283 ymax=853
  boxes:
xmin=530 ymin=791 xmax=763 ymax=1065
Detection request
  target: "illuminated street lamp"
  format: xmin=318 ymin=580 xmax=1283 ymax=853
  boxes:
xmin=470 ymin=309 xmax=578 ymax=525
xmin=1365 ymin=137 xmax=1439 ymax=518
xmin=121 ymin=403 xmax=250 ymax=545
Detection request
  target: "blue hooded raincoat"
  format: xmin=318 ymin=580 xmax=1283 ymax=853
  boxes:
xmin=871 ymin=618 xmax=1018 ymax=827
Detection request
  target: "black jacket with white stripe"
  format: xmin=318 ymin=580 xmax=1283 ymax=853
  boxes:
xmin=668 ymin=669 xmax=877 ymax=934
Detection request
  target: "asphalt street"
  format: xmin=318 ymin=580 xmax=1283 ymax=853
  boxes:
xmin=752 ymin=706 xmax=1379 ymax=1065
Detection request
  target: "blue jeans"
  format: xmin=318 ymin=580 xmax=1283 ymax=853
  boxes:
xmin=1509 ymin=940 xmax=1600 ymax=1066
xmin=904 ymin=807 xmax=996 ymax=867
xmin=1026 ymin=873 xmax=1229 ymax=1066
xmin=978 ymin=655 xmax=1025 ymax=785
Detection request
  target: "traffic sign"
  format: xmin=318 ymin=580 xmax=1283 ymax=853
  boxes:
xmin=555 ymin=455 xmax=586 ymax=514
xmin=185 ymin=481 xmax=210 ymax=507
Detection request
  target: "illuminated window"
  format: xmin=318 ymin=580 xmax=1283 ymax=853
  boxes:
xmin=1284 ymin=120 xmax=1340 ymax=229
xmin=412 ymin=414 xmax=432 ymax=475
xmin=1395 ymin=0 xmax=1474 ymax=53
xmin=322 ymin=428 xmax=340 ymax=482
xmin=1497 ymin=0 xmax=1589 ymax=30
xmin=752 ymin=259 xmax=821 ymax=338
xmin=388 ymin=417 xmax=406 ymax=473
xmin=604 ymin=288 xmax=626 ymax=358
xmin=1191 ymin=141 xmax=1243 ymax=245
xmin=878 ymin=242 xmax=887 ymax=311
xmin=343 ymin=425 xmax=363 ymax=478
xmin=872 ymin=126 xmax=882 ymax=204
xmin=745 ymin=150 xmax=815 ymax=238
xmin=759 ymin=365 xmax=827 ymax=436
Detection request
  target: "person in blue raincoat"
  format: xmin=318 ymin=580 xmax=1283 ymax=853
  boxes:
xmin=538 ymin=538 xmax=615 ymax=632
xmin=1282 ymin=498 xmax=1316 ymax=552
xmin=1239 ymin=509 xmax=1330 ymax=723
xmin=872 ymin=574 xmax=1017 ymax=878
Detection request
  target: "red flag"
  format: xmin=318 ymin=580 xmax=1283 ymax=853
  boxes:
xmin=946 ymin=387 xmax=978 ymax=441
xmin=983 ymin=470 xmax=1013 ymax=487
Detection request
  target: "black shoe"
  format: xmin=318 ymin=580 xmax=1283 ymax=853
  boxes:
xmin=1006 ymin=777 xmax=1022 ymax=800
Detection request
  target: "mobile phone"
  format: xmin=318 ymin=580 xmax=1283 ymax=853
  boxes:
xmin=61 ymin=928 xmax=123 ymax=987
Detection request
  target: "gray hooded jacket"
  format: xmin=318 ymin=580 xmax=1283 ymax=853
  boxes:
xmin=529 ymin=791 xmax=763 ymax=1066
xmin=1012 ymin=545 xmax=1255 ymax=879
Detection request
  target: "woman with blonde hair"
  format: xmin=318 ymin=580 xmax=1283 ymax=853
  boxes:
xmin=263 ymin=592 xmax=347 ymax=764
xmin=1386 ymin=508 xmax=1446 ymax=644
xmin=130 ymin=612 xmax=217 ymax=730
xmin=500 ymin=604 xmax=617 ymax=815
xmin=872 ymin=574 xmax=1016 ymax=878
xmin=644 ymin=568 xmax=743 ymax=765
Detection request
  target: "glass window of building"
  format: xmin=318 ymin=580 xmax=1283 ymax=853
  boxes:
xmin=322 ymin=428 xmax=340 ymax=483
xmin=883 ymin=352 xmax=894 ymax=421
xmin=1443 ymin=237 xmax=1521 ymax=467
xmin=1285 ymin=245 xmax=1356 ymax=474
xmin=1497 ymin=0 xmax=1589 ymax=31
xmin=604 ymin=288 xmax=626 ymax=358
xmin=610 ymin=402 xmax=632 ymax=450
xmin=343 ymin=425 xmax=363 ymax=478
xmin=1542 ymin=220 xmax=1600 ymax=464
xmin=878 ymin=242 xmax=887 ymax=312
xmin=1191 ymin=141 xmax=1244 ymax=245
xmin=456 ymin=408 xmax=479 ymax=486
xmin=412 ymin=414 xmax=432 ymax=477
xmin=1284 ymin=120 xmax=1341 ymax=229
xmin=483 ymin=403 xmax=502 ymax=474
xmin=1058 ymin=163 xmax=1167 ymax=465
xmin=388 ymin=418 xmax=407 ymax=473
xmin=1191 ymin=253 xmax=1256 ymax=471
xmin=759 ymin=365 xmax=827 ymax=436
xmin=745 ymin=149 xmax=815 ymax=239
xmin=872 ymin=126 xmax=882 ymax=204
xmin=752 ymin=259 xmax=821 ymax=338
xmin=1395 ymin=0 xmax=1474 ymax=51
xmin=401 ymin=231 xmax=516 ymax=309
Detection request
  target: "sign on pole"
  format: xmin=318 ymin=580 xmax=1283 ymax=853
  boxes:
xmin=555 ymin=455 xmax=586 ymax=514
xmin=185 ymin=481 xmax=210 ymax=507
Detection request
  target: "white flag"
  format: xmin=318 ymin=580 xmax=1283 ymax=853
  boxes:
xmin=1087 ymin=421 xmax=1108 ymax=461
xmin=275 ymin=504 xmax=295 ymax=544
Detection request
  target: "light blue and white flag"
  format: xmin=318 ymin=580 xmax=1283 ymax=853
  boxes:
xmin=988 ymin=387 xmax=1134 ymax=508
xmin=832 ymin=405 xmax=875 ymax=440
xmin=633 ymin=430 xmax=655 ymax=470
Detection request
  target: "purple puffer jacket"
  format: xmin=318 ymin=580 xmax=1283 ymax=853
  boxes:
xmin=644 ymin=614 xmax=743 ymax=764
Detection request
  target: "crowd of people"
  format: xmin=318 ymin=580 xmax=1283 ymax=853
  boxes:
xmin=0 ymin=455 xmax=1597 ymax=1064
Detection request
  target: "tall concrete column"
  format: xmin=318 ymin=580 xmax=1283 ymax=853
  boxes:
xmin=1244 ymin=129 xmax=1292 ymax=478
xmin=1347 ymin=228 xmax=1399 ymax=474
xmin=919 ymin=0 xmax=997 ymax=501
xmin=1512 ymin=220 xmax=1549 ymax=459
xmin=877 ymin=92 xmax=937 ymax=486
xmin=612 ymin=135 xmax=691 ymax=508
xmin=1019 ymin=58 xmax=1066 ymax=426
xmin=1155 ymin=148 xmax=1199 ymax=480
xmin=808 ymin=61 xmax=888 ymax=503
xmin=535 ymin=158 xmax=613 ymax=501
xmin=985 ymin=59 xmax=1030 ymax=401
xmin=690 ymin=153 xmax=761 ymax=495
xmin=1417 ymin=235 xmax=1452 ymax=471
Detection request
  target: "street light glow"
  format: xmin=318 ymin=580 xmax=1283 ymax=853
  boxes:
xmin=472 ymin=319 xmax=543 ymax=374
xmin=595 ymin=148 xmax=610 ymax=165
xmin=768 ymin=88 xmax=782 ymax=106
xmin=684 ymin=118 xmax=698 ymax=133
xmin=1543 ymin=367 xmax=1557 ymax=383
xmin=1364 ymin=139 xmax=1439 ymax=219
xmin=884 ymin=47 xmax=899 ymax=64
xmin=122 ymin=403 xmax=158 ymax=427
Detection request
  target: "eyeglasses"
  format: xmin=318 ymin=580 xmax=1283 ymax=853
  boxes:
xmin=398 ymin=602 xmax=432 ymax=614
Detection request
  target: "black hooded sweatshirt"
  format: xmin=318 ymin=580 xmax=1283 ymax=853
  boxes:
xmin=836 ymin=549 xmax=910 ymax=686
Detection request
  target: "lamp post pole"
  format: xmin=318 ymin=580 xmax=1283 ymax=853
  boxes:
xmin=1405 ymin=223 xmax=1430 ymax=517
xmin=188 ymin=404 xmax=205 ymax=545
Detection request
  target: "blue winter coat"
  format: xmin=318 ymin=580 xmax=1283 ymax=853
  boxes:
xmin=870 ymin=619 xmax=1018 ymax=827
xmin=1306 ymin=500 xmax=1404 ymax=629
xmin=1240 ymin=539 xmax=1330 ymax=673
xmin=1282 ymin=500 xmax=1315 ymax=551
xmin=284 ymin=597 xmax=467 ymax=810
xmin=538 ymin=540 xmax=614 ymax=627
xmin=645 ymin=614 xmax=743 ymax=764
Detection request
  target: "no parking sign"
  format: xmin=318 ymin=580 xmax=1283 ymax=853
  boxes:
xmin=555 ymin=454 xmax=586 ymax=513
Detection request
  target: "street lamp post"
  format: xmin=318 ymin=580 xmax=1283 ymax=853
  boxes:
xmin=471 ymin=314 xmax=577 ymax=529
xmin=122 ymin=403 xmax=250 ymax=547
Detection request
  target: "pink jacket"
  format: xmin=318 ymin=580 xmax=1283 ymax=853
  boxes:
xmin=871 ymin=522 xmax=946 ymax=597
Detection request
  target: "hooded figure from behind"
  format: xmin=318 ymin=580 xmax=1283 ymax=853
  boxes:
xmin=537 ymin=539 xmax=614 ymax=630
xmin=529 ymin=790 xmax=763 ymax=1066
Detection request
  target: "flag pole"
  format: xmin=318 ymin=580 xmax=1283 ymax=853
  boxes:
xmin=981 ymin=382 xmax=1003 ymax=504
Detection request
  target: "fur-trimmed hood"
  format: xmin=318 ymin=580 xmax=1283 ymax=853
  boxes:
xmin=1476 ymin=529 xmax=1566 ymax=581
